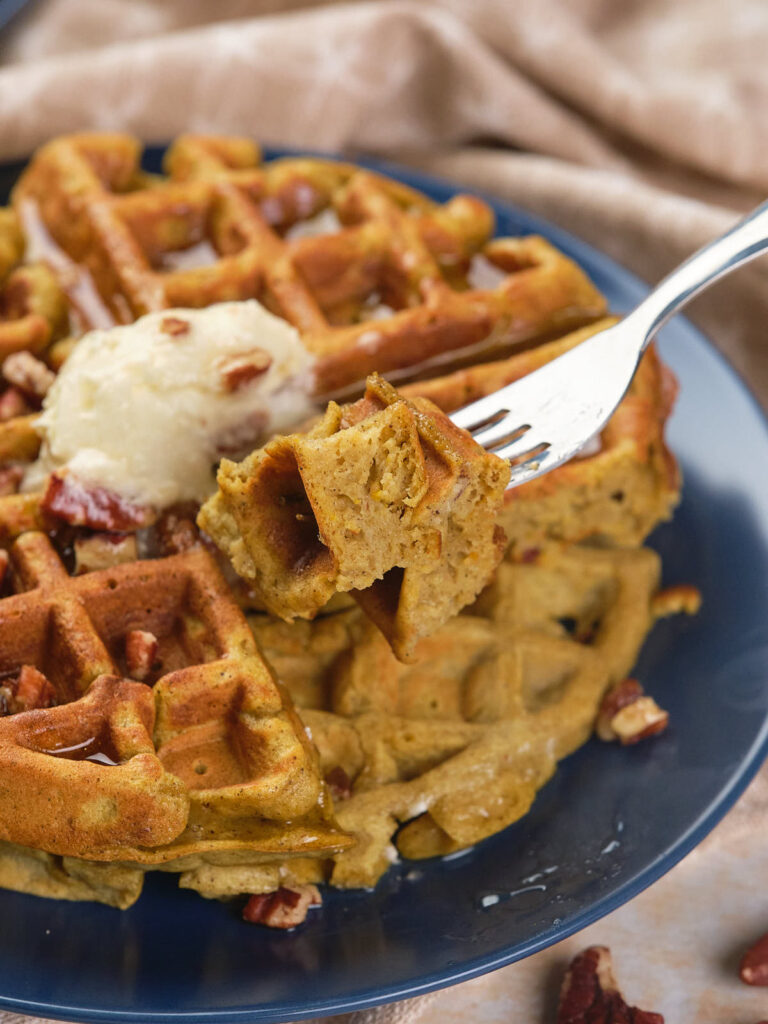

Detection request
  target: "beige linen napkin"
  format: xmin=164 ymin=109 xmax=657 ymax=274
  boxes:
xmin=0 ymin=2 xmax=767 ymax=1022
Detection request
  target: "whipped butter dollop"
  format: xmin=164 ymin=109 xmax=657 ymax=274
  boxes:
xmin=24 ymin=301 xmax=317 ymax=509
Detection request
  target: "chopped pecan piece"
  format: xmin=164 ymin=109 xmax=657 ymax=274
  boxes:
xmin=0 ymin=386 xmax=30 ymax=421
xmin=652 ymin=584 xmax=701 ymax=618
xmin=242 ymin=885 xmax=322 ymax=929
xmin=154 ymin=506 xmax=199 ymax=554
xmin=160 ymin=316 xmax=190 ymax=337
xmin=596 ymin=678 xmax=669 ymax=745
xmin=73 ymin=532 xmax=138 ymax=575
xmin=12 ymin=665 xmax=56 ymax=713
xmin=42 ymin=472 xmax=154 ymax=531
xmin=125 ymin=630 xmax=159 ymax=682
xmin=2 ymin=351 xmax=55 ymax=400
xmin=326 ymin=765 xmax=352 ymax=801
xmin=0 ymin=466 xmax=23 ymax=497
xmin=558 ymin=946 xmax=664 ymax=1024
xmin=740 ymin=933 xmax=768 ymax=986
xmin=219 ymin=350 xmax=273 ymax=391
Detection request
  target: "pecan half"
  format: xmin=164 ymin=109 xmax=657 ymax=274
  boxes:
xmin=219 ymin=350 xmax=273 ymax=391
xmin=652 ymin=584 xmax=701 ymax=618
xmin=596 ymin=678 xmax=669 ymax=745
xmin=0 ymin=466 xmax=23 ymax=497
xmin=125 ymin=630 xmax=159 ymax=682
xmin=740 ymin=933 xmax=768 ymax=986
xmin=558 ymin=946 xmax=664 ymax=1024
xmin=2 ymin=351 xmax=55 ymax=400
xmin=42 ymin=472 xmax=154 ymax=531
xmin=74 ymin=532 xmax=138 ymax=575
xmin=242 ymin=885 xmax=322 ymax=929
xmin=0 ymin=386 xmax=30 ymax=421
xmin=160 ymin=316 xmax=191 ymax=337
xmin=519 ymin=546 xmax=540 ymax=564
xmin=154 ymin=506 xmax=199 ymax=555
xmin=12 ymin=665 xmax=56 ymax=713
xmin=326 ymin=765 xmax=352 ymax=801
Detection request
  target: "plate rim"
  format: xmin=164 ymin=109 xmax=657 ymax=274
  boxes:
xmin=0 ymin=144 xmax=767 ymax=1023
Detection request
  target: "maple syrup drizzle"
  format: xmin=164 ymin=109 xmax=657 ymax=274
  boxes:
xmin=17 ymin=199 xmax=116 ymax=332
xmin=40 ymin=735 xmax=120 ymax=766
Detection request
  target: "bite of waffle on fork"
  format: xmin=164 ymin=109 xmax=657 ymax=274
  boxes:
xmin=199 ymin=373 xmax=510 ymax=661
xmin=0 ymin=132 xmax=692 ymax=919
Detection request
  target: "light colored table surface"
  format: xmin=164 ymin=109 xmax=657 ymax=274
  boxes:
xmin=409 ymin=767 xmax=768 ymax=1023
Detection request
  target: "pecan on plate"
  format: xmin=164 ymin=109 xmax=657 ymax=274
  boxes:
xmin=242 ymin=885 xmax=322 ymax=929
xmin=2 ymin=351 xmax=55 ymax=401
xmin=154 ymin=506 xmax=199 ymax=555
xmin=160 ymin=316 xmax=191 ymax=337
xmin=12 ymin=665 xmax=56 ymax=713
xmin=0 ymin=466 xmax=22 ymax=497
xmin=42 ymin=472 xmax=154 ymax=532
xmin=73 ymin=532 xmax=138 ymax=575
xmin=219 ymin=350 xmax=273 ymax=392
xmin=0 ymin=386 xmax=31 ymax=421
xmin=326 ymin=765 xmax=352 ymax=801
xmin=125 ymin=630 xmax=159 ymax=683
xmin=558 ymin=946 xmax=664 ymax=1024
xmin=740 ymin=932 xmax=768 ymax=986
xmin=596 ymin=679 xmax=669 ymax=745
xmin=652 ymin=584 xmax=701 ymax=618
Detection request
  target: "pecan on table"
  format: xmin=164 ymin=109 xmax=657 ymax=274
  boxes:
xmin=557 ymin=946 xmax=664 ymax=1024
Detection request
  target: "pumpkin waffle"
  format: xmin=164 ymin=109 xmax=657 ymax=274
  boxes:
xmin=0 ymin=133 xmax=688 ymax=915
xmin=0 ymin=530 xmax=350 ymax=907
xmin=11 ymin=132 xmax=605 ymax=396
xmin=243 ymin=542 xmax=668 ymax=891
xmin=199 ymin=374 xmax=510 ymax=660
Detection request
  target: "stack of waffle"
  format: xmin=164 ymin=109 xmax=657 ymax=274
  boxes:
xmin=0 ymin=133 xmax=684 ymax=912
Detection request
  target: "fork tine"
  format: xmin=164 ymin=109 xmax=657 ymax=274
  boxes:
xmin=495 ymin=429 xmax=551 ymax=464
xmin=451 ymin=394 xmax=515 ymax=433
xmin=471 ymin=416 xmax=531 ymax=451
xmin=460 ymin=409 xmax=509 ymax=436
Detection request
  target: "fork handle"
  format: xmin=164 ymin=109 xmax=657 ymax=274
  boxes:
xmin=626 ymin=198 xmax=768 ymax=349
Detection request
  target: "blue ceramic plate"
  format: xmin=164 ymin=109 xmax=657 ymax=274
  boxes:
xmin=0 ymin=0 xmax=33 ymax=33
xmin=0 ymin=149 xmax=767 ymax=1023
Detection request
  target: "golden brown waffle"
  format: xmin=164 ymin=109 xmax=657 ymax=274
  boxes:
xmin=12 ymin=132 xmax=606 ymax=397
xmin=0 ymin=134 xmax=688 ymax=913
xmin=0 ymin=538 xmax=685 ymax=908
xmin=248 ymin=543 xmax=666 ymax=890
xmin=0 ymin=208 xmax=70 ymax=476
xmin=200 ymin=374 xmax=510 ymax=659
xmin=0 ymin=531 xmax=350 ymax=886
xmin=0 ymin=132 xmax=606 ymax=525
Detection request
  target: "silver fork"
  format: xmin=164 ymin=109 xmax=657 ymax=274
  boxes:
xmin=451 ymin=200 xmax=768 ymax=487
